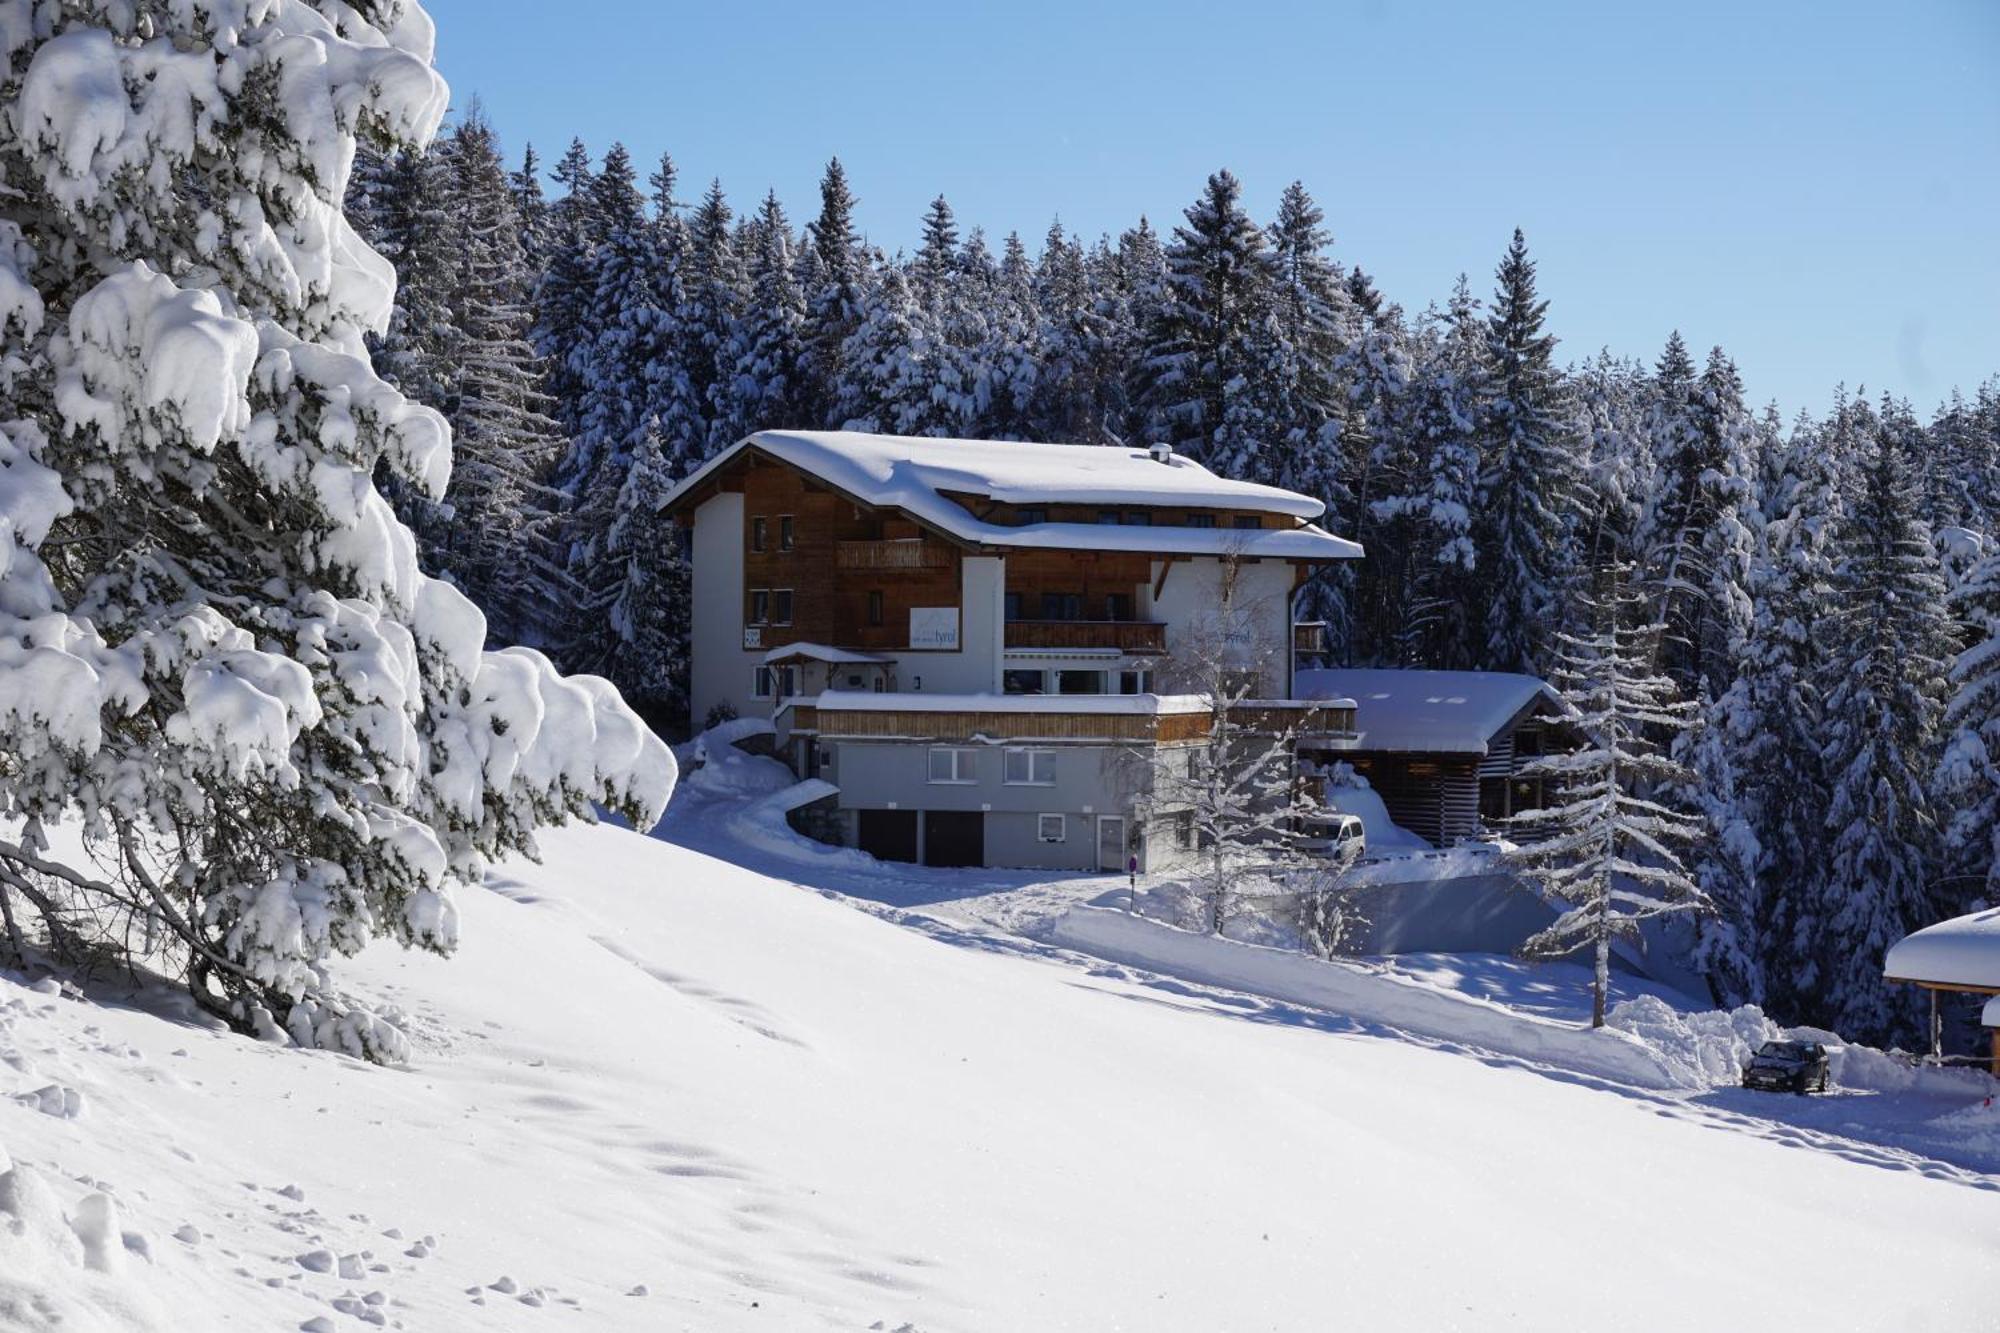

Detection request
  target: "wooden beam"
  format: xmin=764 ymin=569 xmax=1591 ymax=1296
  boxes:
xmin=1153 ymin=556 xmax=1182 ymax=599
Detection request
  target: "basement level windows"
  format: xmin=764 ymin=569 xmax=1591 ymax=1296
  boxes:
xmin=1037 ymin=814 xmax=1066 ymax=843
xmin=927 ymin=747 xmax=978 ymax=785
xmin=1004 ymin=748 xmax=1056 ymax=786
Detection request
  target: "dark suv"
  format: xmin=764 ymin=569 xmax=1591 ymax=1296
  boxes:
xmin=1741 ymin=1040 xmax=1830 ymax=1094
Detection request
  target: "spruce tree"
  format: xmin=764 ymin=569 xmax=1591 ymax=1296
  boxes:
xmin=1509 ymin=568 xmax=1709 ymax=1027
xmin=1808 ymin=397 xmax=1955 ymax=1044
xmin=804 ymin=158 xmax=870 ymax=426
xmin=532 ymin=138 xmax=601 ymax=438
xmin=1476 ymin=228 xmax=1581 ymax=674
xmin=1139 ymin=170 xmax=1278 ymax=478
xmin=1031 ymin=221 xmax=1118 ymax=442
xmin=726 ymin=191 xmax=812 ymax=435
xmin=0 ymin=2 xmax=671 ymax=1054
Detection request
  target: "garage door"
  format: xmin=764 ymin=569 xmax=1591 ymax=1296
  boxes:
xmin=856 ymin=809 xmax=919 ymax=863
xmin=922 ymin=810 xmax=985 ymax=868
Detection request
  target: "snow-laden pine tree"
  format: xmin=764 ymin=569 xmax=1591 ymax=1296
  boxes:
xmin=1634 ymin=338 xmax=1758 ymax=699
xmin=428 ymin=110 xmax=569 ymax=646
xmin=974 ymin=230 xmax=1040 ymax=439
xmin=1476 ymin=229 xmax=1582 ymax=675
xmin=1677 ymin=686 xmax=1764 ymax=1006
xmin=673 ymin=179 xmax=746 ymax=459
xmin=1508 ymin=568 xmax=1709 ymax=1027
xmin=1139 ymin=170 xmax=1278 ymax=478
xmin=1374 ymin=276 xmax=1483 ymax=669
xmin=803 ymin=158 xmax=870 ymax=427
xmin=1807 ymin=396 xmax=1956 ymax=1044
xmin=837 ymin=266 xmax=936 ymax=436
xmin=725 ymin=190 xmax=811 ymax=436
xmin=530 ymin=138 xmax=601 ymax=439
xmin=1726 ymin=415 xmax=1840 ymax=1022
xmin=509 ymin=142 xmax=552 ymax=274
xmin=0 ymin=0 xmax=672 ymax=1056
xmin=1938 ymin=531 xmax=2000 ymax=904
xmin=1029 ymin=221 xmax=1117 ymax=443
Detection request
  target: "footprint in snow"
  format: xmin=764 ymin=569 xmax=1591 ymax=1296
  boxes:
xmin=15 ymin=1084 xmax=83 ymax=1118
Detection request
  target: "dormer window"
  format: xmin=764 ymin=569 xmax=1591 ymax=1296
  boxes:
xmin=1186 ymin=513 xmax=1216 ymax=529
xmin=1233 ymin=515 xmax=1262 ymax=530
xmin=1018 ymin=506 xmax=1047 ymax=525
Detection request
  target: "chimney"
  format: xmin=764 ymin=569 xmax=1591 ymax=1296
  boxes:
xmin=1147 ymin=441 xmax=1174 ymax=465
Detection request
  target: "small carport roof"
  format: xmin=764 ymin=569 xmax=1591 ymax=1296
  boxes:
xmin=761 ymin=642 xmax=894 ymax=667
xmin=1885 ymin=908 xmax=2000 ymax=993
xmin=1293 ymin=668 xmax=1566 ymax=755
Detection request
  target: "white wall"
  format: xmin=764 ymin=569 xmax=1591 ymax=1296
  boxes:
xmin=689 ymin=491 xmax=755 ymax=728
xmin=1145 ymin=556 xmax=1295 ymax=695
xmin=898 ymin=554 xmax=1004 ymax=695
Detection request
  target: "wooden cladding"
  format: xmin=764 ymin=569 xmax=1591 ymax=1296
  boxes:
xmin=1004 ymin=620 xmax=1168 ymax=653
xmin=1232 ymin=704 xmax=1355 ymax=736
xmin=1293 ymin=622 xmax=1329 ymax=655
xmin=837 ymin=538 xmax=955 ymax=571
xmin=820 ymin=707 xmax=1213 ymax=744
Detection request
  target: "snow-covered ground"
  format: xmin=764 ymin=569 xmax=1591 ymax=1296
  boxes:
xmin=4 ymin=765 xmax=1998 ymax=1330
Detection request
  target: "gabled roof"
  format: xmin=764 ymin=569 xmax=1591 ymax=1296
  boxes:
xmin=1294 ymin=668 xmax=1566 ymax=755
xmin=761 ymin=642 xmax=893 ymax=666
xmin=659 ymin=430 xmax=1362 ymax=561
xmin=1885 ymin=908 xmax=2000 ymax=992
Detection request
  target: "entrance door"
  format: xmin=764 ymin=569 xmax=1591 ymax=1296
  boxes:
xmin=857 ymin=809 xmax=918 ymax=863
xmin=922 ymin=810 xmax=985 ymax=868
xmin=1096 ymin=815 xmax=1126 ymax=872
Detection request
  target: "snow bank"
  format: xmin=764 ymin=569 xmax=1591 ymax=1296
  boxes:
xmin=1603 ymin=995 xmax=1778 ymax=1088
xmin=1319 ymin=771 xmax=1430 ymax=852
xmin=1044 ymin=905 xmax=1695 ymax=1090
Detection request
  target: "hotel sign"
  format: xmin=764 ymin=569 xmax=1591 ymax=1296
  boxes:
xmin=909 ymin=607 xmax=960 ymax=650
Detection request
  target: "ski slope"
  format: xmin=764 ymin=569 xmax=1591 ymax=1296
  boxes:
xmin=3 ymin=820 xmax=1995 ymax=1331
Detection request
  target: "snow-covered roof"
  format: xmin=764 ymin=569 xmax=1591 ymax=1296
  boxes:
xmin=1884 ymin=907 xmax=2000 ymax=992
xmin=661 ymin=431 xmax=1362 ymax=561
xmin=761 ymin=642 xmax=893 ymax=666
xmin=1294 ymin=669 xmax=1564 ymax=754
xmin=813 ymin=690 xmax=1211 ymax=715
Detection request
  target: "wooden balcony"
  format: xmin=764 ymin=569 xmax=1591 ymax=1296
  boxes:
xmin=1004 ymin=620 xmax=1168 ymax=654
xmin=836 ymin=538 xmax=954 ymax=571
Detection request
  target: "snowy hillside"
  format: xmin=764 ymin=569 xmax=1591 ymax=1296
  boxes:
xmin=5 ymin=819 xmax=1996 ymax=1332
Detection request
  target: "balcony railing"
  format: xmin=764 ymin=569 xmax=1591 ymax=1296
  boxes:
xmin=1004 ymin=620 xmax=1167 ymax=654
xmin=836 ymin=538 xmax=954 ymax=571
xmin=1293 ymin=621 xmax=1329 ymax=655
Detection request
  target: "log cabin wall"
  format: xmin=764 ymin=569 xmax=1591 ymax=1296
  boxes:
xmin=1344 ymin=754 xmax=1481 ymax=846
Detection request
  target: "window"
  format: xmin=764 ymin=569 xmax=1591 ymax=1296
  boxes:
xmin=1187 ymin=748 xmax=1206 ymax=778
xmin=1057 ymin=669 xmax=1103 ymax=694
xmin=1018 ymin=506 xmax=1047 ymax=525
xmin=1185 ymin=513 xmax=1216 ymax=529
xmin=1097 ymin=510 xmax=1122 ymax=525
xmin=1123 ymin=510 xmax=1152 ymax=526
xmin=1103 ymin=592 xmax=1133 ymax=622
xmin=927 ymin=747 xmax=977 ymax=784
xmin=1175 ymin=810 xmax=1195 ymax=849
xmin=1118 ymin=669 xmax=1151 ymax=695
xmin=750 ymin=589 xmax=770 ymax=624
xmin=778 ymin=515 xmax=795 ymax=551
xmin=1003 ymin=669 xmax=1046 ymax=695
xmin=1037 ymin=814 xmax=1067 ymax=843
xmin=1041 ymin=592 xmax=1083 ymax=621
xmin=867 ymin=590 xmax=884 ymax=625
xmin=1004 ymin=591 xmax=1023 ymax=621
xmin=755 ymin=665 xmax=795 ymax=699
xmin=1233 ymin=515 xmax=1262 ymax=530
xmin=1005 ymin=748 xmax=1056 ymax=786
xmin=770 ymin=589 xmax=794 ymax=625
xmin=750 ymin=516 xmax=768 ymax=551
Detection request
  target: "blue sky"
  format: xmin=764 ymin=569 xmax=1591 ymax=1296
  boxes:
xmin=421 ymin=0 xmax=1997 ymax=417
